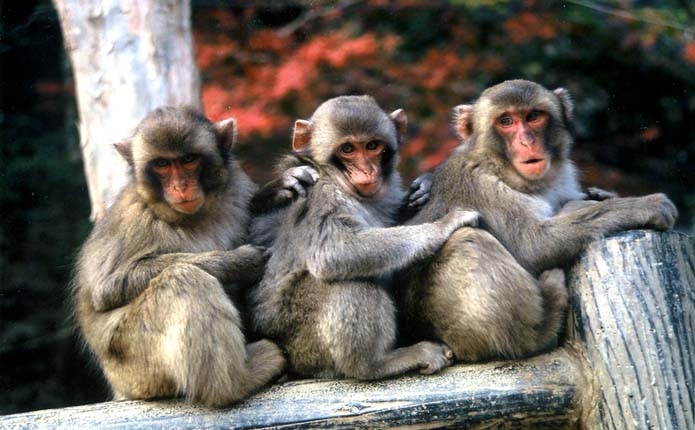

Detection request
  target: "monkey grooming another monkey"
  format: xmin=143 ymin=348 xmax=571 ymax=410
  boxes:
xmin=399 ymin=79 xmax=677 ymax=363
xmin=250 ymin=95 xmax=479 ymax=380
xmin=73 ymin=106 xmax=285 ymax=407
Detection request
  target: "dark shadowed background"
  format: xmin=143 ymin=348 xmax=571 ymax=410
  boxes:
xmin=1 ymin=0 xmax=694 ymax=414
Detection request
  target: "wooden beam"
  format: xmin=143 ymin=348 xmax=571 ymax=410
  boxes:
xmin=568 ymin=229 xmax=695 ymax=429
xmin=0 ymin=348 xmax=582 ymax=430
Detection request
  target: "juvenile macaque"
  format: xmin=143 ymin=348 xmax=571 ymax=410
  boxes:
xmin=250 ymin=95 xmax=478 ymax=379
xmin=399 ymin=80 xmax=677 ymax=362
xmin=73 ymin=106 xmax=285 ymax=407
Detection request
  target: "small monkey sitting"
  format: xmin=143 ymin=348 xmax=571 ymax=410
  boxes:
xmin=249 ymin=95 xmax=479 ymax=380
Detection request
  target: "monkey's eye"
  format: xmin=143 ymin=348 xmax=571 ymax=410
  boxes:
xmin=527 ymin=110 xmax=543 ymax=122
xmin=365 ymin=140 xmax=382 ymax=151
xmin=498 ymin=115 xmax=514 ymax=127
xmin=181 ymin=154 xmax=199 ymax=165
xmin=152 ymin=158 xmax=171 ymax=168
xmin=340 ymin=143 xmax=355 ymax=154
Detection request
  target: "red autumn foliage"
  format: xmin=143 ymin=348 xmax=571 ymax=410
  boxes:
xmin=192 ymin=2 xmax=695 ymax=201
xmin=684 ymin=41 xmax=695 ymax=64
xmin=502 ymin=11 xmax=558 ymax=44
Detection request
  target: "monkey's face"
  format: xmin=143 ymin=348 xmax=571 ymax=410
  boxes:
xmin=494 ymin=108 xmax=552 ymax=181
xmin=293 ymin=95 xmax=405 ymax=200
xmin=334 ymin=138 xmax=387 ymax=197
xmin=149 ymin=154 xmax=205 ymax=214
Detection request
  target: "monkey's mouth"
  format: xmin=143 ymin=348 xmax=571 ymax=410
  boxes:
xmin=173 ymin=198 xmax=205 ymax=214
xmin=516 ymin=158 xmax=549 ymax=179
xmin=522 ymin=158 xmax=545 ymax=165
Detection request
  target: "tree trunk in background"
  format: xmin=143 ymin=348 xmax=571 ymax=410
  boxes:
xmin=52 ymin=0 xmax=200 ymax=221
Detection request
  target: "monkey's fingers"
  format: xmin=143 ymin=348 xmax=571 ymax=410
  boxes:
xmin=410 ymin=172 xmax=433 ymax=190
xmin=647 ymin=193 xmax=678 ymax=229
xmin=451 ymin=209 xmax=480 ymax=228
xmin=408 ymin=190 xmax=429 ymax=208
xmin=293 ymin=165 xmax=319 ymax=184
xmin=585 ymin=187 xmax=617 ymax=201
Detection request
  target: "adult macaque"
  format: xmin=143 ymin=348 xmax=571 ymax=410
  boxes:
xmin=250 ymin=95 xmax=478 ymax=379
xmin=73 ymin=106 xmax=285 ymax=407
xmin=399 ymin=80 xmax=677 ymax=362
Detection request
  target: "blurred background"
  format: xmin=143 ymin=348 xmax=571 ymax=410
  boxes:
xmin=1 ymin=0 xmax=694 ymax=414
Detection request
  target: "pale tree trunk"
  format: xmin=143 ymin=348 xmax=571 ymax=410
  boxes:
xmin=52 ymin=0 xmax=200 ymax=221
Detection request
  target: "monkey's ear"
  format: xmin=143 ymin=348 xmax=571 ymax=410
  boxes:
xmin=390 ymin=109 xmax=407 ymax=145
xmin=214 ymin=117 xmax=238 ymax=154
xmin=114 ymin=141 xmax=134 ymax=166
xmin=453 ymin=104 xmax=474 ymax=140
xmin=553 ymin=88 xmax=574 ymax=123
xmin=292 ymin=120 xmax=312 ymax=153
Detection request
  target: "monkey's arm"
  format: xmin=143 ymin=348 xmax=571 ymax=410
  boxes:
xmin=478 ymin=175 xmax=677 ymax=274
xmin=306 ymin=209 xmax=478 ymax=281
xmin=91 ymin=246 xmax=266 ymax=312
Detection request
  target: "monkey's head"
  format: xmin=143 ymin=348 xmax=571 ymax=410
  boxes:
xmin=115 ymin=106 xmax=236 ymax=222
xmin=291 ymin=95 xmax=406 ymax=199
xmin=454 ymin=80 xmax=574 ymax=190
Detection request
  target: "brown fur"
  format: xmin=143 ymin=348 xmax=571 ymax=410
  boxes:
xmin=73 ymin=106 xmax=285 ymax=407
xmin=399 ymin=80 xmax=677 ymax=362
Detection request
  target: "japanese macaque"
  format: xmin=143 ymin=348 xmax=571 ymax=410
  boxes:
xmin=399 ymin=80 xmax=678 ymax=362
xmin=249 ymin=95 xmax=478 ymax=379
xmin=73 ymin=106 xmax=285 ymax=407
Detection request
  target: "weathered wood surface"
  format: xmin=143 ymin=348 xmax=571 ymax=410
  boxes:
xmin=0 ymin=348 xmax=581 ymax=430
xmin=568 ymin=229 xmax=695 ymax=429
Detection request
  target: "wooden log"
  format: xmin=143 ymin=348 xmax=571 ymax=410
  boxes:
xmin=0 ymin=348 xmax=582 ymax=430
xmin=568 ymin=229 xmax=695 ymax=429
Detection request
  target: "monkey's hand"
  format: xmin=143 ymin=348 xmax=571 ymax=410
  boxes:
xmin=193 ymin=246 xmax=269 ymax=284
xmin=438 ymin=208 xmax=480 ymax=236
xmin=407 ymin=172 xmax=432 ymax=208
xmin=642 ymin=193 xmax=678 ymax=230
xmin=224 ymin=244 xmax=270 ymax=284
xmin=585 ymin=187 xmax=617 ymax=201
xmin=280 ymin=165 xmax=320 ymax=200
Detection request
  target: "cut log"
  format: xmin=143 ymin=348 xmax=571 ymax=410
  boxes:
xmin=568 ymin=229 xmax=695 ymax=429
xmin=0 ymin=348 xmax=582 ymax=430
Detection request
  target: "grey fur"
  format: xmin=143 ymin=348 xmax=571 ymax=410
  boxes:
xmin=250 ymin=96 xmax=478 ymax=379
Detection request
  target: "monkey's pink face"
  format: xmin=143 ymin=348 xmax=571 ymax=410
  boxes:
xmin=495 ymin=109 xmax=551 ymax=180
xmin=336 ymin=140 xmax=386 ymax=197
xmin=151 ymin=154 xmax=205 ymax=214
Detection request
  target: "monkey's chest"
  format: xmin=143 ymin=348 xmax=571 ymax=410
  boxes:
xmin=173 ymin=225 xmax=242 ymax=252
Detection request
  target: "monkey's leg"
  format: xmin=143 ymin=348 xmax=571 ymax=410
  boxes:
xmin=104 ymin=263 xmax=283 ymax=407
xmin=535 ymin=268 xmax=568 ymax=349
xmin=419 ymin=229 xmax=567 ymax=361
xmin=319 ymin=282 xmax=453 ymax=380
